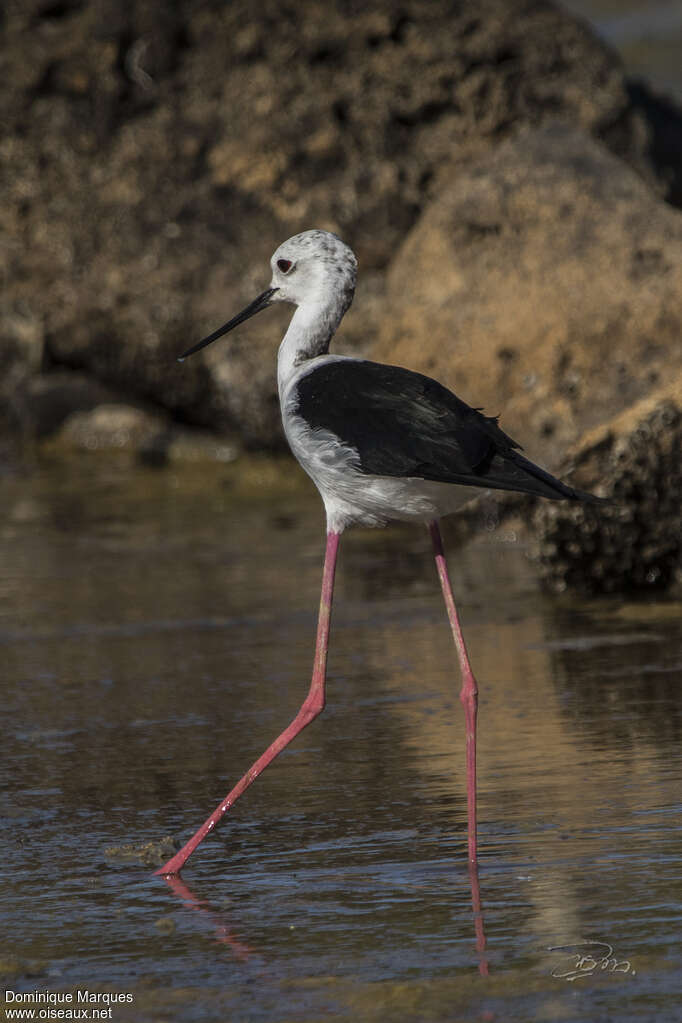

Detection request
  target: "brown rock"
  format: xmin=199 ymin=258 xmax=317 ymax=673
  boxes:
xmin=9 ymin=372 xmax=119 ymax=440
xmin=534 ymin=379 xmax=682 ymax=593
xmin=3 ymin=0 xmax=681 ymax=447
xmin=48 ymin=400 xmax=239 ymax=464
xmin=371 ymin=123 xmax=682 ymax=470
xmin=55 ymin=403 xmax=169 ymax=453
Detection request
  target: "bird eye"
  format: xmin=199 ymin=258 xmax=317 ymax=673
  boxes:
xmin=277 ymin=259 xmax=292 ymax=273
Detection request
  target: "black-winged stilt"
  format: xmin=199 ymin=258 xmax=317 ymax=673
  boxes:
xmin=156 ymin=229 xmax=603 ymax=877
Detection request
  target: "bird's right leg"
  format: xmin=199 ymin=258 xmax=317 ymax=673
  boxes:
xmin=428 ymin=520 xmax=479 ymax=865
xmin=154 ymin=530 xmax=341 ymax=877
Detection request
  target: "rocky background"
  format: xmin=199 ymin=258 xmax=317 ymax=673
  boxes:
xmin=2 ymin=0 xmax=681 ymax=591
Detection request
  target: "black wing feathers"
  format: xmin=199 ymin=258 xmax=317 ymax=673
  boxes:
xmin=294 ymin=360 xmax=599 ymax=502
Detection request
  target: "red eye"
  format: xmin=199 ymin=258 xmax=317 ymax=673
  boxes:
xmin=277 ymin=259 xmax=292 ymax=273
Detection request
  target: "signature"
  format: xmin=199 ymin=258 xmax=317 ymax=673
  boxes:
xmin=548 ymin=941 xmax=636 ymax=981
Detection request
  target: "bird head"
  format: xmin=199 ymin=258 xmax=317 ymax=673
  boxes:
xmin=178 ymin=230 xmax=357 ymax=361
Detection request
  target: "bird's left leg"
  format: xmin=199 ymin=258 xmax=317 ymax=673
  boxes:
xmin=154 ymin=530 xmax=341 ymax=877
xmin=428 ymin=519 xmax=479 ymax=865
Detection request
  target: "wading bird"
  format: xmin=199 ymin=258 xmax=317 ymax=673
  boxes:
xmin=156 ymin=229 xmax=602 ymax=877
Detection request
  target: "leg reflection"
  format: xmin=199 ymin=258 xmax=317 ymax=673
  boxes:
xmin=467 ymin=860 xmax=489 ymax=977
xmin=160 ymin=873 xmax=255 ymax=960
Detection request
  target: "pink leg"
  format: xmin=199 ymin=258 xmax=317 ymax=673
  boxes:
xmin=428 ymin=520 xmax=479 ymax=865
xmin=468 ymin=861 xmax=489 ymax=976
xmin=155 ymin=530 xmax=341 ymax=877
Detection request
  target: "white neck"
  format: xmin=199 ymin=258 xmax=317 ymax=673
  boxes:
xmin=277 ymin=297 xmax=348 ymax=396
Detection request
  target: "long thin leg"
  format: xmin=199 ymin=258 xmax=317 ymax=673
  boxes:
xmin=155 ymin=530 xmax=341 ymax=877
xmin=428 ymin=520 xmax=479 ymax=865
xmin=468 ymin=861 xmax=489 ymax=976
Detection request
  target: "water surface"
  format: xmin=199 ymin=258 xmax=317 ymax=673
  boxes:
xmin=1 ymin=458 xmax=681 ymax=1021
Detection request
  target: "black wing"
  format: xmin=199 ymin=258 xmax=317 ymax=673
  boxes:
xmin=294 ymin=359 xmax=600 ymax=502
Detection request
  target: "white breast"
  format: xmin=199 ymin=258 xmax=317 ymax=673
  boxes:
xmin=281 ymin=367 xmax=473 ymax=533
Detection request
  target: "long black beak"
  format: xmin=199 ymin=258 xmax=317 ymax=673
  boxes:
xmin=178 ymin=287 xmax=278 ymax=361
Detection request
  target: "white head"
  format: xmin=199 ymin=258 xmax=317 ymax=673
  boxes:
xmin=269 ymin=229 xmax=357 ymax=312
xmin=179 ymin=229 xmax=358 ymax=361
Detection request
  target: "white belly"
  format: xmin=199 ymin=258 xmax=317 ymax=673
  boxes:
xmin=284 ymin=410 xmax=473 ymax=533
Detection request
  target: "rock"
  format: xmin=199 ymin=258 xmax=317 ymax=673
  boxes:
xmin=9 ymin=372 xmax=118 ymax=440
xmin=54 ymin=403 xmax=170 ymax=454
xmin=0 ymin=311 xmax=45 ymax=437
xmin=104 ymin=836 xmax=179 ymax=868
xmin=2 ymin=0 xmax=682 ymax=446
xmin=618 ymin=82 xmax=682 ymax=208
xmin=48 ymin=400 xmax=240 ymax=463
xmin=534 ymin=380 xmax=682 ymax=593
xmin=163 ymin=429 xmax=238 ymax=465
xmin=371 ymin=123 xmax=682 ymax=471
xmin=154 ymin=915 xmax=177 ymax=936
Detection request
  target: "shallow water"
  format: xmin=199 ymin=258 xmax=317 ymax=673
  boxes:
xmin=1 ymin=458 xmax=681 ymax=1022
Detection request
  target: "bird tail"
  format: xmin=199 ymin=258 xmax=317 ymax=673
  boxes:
xmin=488 ymin=449 xmax=609 ymax=503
